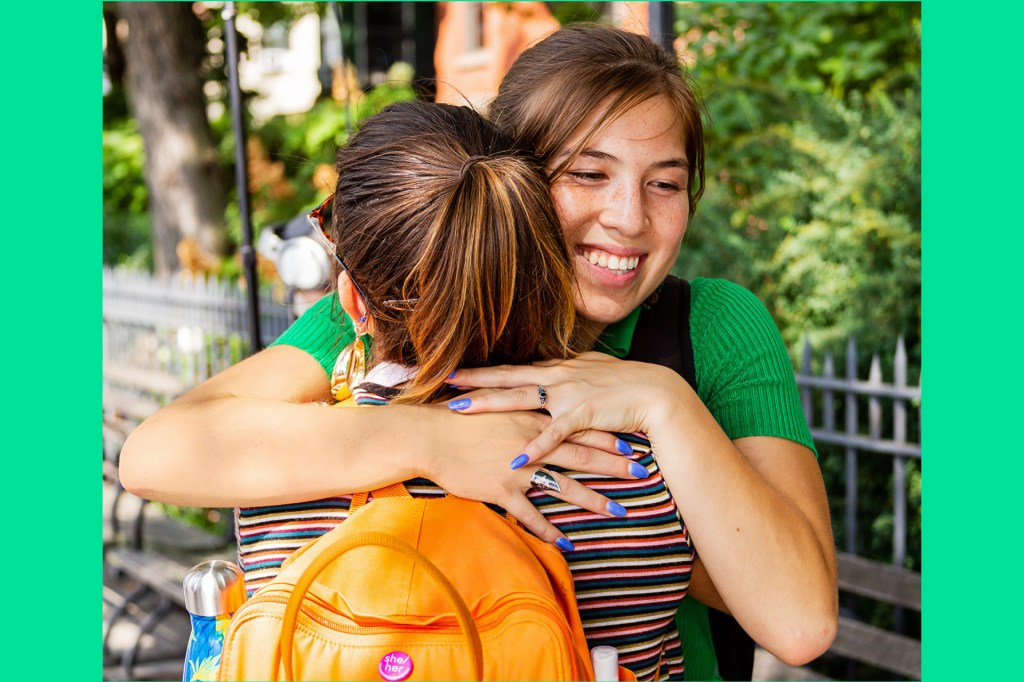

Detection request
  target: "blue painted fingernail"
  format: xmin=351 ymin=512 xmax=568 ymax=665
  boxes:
xmin=615 ymin=438 xmax=633 ymax=455
xmin=448 ymin=370 xmax=458 ymax=379
xmin=448 ymin=398 xmax=472 ymax=410
xmin=555 ymin=537 xmax=575 ymax=552
xmin=509 ymin=454 xmax=530 ymax=470
xmin=629 ymin=462 xmax=649 ymax=479
xmin=606 ymin=501 xmax=627 ymax=517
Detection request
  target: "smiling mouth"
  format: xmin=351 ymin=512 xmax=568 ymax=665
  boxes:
xmin=580 ymin=248 xmax=641 ymax=272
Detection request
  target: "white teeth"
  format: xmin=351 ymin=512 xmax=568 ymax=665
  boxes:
xmin=581 ymin=250 xmax=640 ymax=272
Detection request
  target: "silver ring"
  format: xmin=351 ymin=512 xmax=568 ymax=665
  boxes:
xmin=529 ymin=469 xmax=561 ymax=494
xmin=537 ymin=385 xmax=548 ymax=410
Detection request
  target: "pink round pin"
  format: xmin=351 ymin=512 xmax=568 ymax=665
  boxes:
xmin=378 ymin=651 xmax=413 ymax=681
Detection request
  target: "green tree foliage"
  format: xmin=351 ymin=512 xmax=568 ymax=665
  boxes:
xmin=671 ymin=8 xmax=923 ymax=665
xmin=102 ymin=119 xmax=151 ymax=269
xmin=676 ymin=2 xmax=921 ymax=367
xmin=103 ymin=2 xmax=415 ymax=277
xmin=545 ymin=1 xmax=606 ymax=25
xmin=246 ymin=76 xmax=417 ymax=232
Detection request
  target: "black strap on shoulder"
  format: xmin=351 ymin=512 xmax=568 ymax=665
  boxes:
xmin=625 ymin=275 xmax=696 ymax=390
xmin=624 ymin=275 xmax=754 ymax=681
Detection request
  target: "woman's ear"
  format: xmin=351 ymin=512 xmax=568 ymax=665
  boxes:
xmin=337 ymin=271 xmax=371 ymax=333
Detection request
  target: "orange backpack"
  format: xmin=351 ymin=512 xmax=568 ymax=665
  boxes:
xmin=216 ymin=482 xmax=598 ymax=681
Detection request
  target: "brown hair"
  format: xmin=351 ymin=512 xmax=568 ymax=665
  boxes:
xmin=331 ymin=101 xmax=577 ymax=404
xmin=489 ymin=25 xmax=706 ymax=216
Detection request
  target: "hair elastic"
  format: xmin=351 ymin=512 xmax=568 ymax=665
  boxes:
xmin=460 ymin=155 xmax=489 ymax=178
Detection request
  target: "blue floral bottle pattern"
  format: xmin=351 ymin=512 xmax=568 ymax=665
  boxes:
xmin=182 ymin=560 xmax=246 ymax=682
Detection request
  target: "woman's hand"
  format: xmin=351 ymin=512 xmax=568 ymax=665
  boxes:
xmin=418 ymin=404 xmax=646 ymax=549
xmin=446 ymin=352 xmax=689 ymax=466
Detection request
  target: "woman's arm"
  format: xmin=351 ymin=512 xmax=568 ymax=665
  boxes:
xmin=120 ymin=345 xmax=417 ymax=506
xmin=447 ymin=354 xmax=838 ymax=665
xmin=118 ymin=345 xmax=640 ymax=545
xmin=685 ymin=559 xmax=728 ymax=614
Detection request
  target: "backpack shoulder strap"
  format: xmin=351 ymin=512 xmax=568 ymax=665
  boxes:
xmin=625 ymin=275 xmax=696 ymax=391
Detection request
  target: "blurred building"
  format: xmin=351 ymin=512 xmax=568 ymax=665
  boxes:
xmin=238 ymin=2 xmax=670 ymax=121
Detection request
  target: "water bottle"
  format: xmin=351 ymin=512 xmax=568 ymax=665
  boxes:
xmin=182 ymin=560 xmax=246 ymax=682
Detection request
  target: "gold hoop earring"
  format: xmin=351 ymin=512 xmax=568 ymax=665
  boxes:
xmin=331 ymin=331 xmax=370 ymax=402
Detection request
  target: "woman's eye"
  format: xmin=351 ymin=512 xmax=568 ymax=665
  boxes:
xmin=567 ymin=171 xmax=605 ymax=182
xmin=650 ymin=180 xmax=683 ymax=193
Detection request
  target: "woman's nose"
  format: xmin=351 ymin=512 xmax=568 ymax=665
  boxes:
xmin=599 ymin=182 xmax=646 ymax=236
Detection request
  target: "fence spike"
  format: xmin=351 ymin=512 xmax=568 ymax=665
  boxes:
xmin=846 ymin=336 xmax=857 ymax=378
xmin=895 ymin=336 xmax=907 ymax=388
xmin=843 ymin=336 xmax=860 ymax=554
xmin=868 ymin=354 xmax=882 ymax=439
xmin=869 ymin=353 xmax=882 ymax=384
xmin=823 ymin=353 xmax=836 ymax=432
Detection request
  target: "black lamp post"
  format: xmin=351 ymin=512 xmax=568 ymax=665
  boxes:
xmin=648 ymin=2 xmax=675 ymax=52
xmin=222 ymin=1 xmax=262 ymax=353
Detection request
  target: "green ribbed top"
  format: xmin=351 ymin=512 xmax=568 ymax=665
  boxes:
xmin=688 ymin=277 xmax=815 ymax=454
xmin=272 ymin=295 xmax=354 ymax=371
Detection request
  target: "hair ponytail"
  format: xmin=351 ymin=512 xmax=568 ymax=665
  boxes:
xmin=398 ymin=154 xmax=575 ymax=404
xmin=332 ymin=101 xmax=577 ymax=404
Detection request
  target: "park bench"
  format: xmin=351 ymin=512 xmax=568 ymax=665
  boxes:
xmin=102 ymin=363 xmax=235 ymax=680
xmin=756 ymin=550 xmax=921 ymax=680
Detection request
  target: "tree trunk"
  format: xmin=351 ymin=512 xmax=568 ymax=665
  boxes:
xmin=116 ymin=2 xmax=227 ymax=276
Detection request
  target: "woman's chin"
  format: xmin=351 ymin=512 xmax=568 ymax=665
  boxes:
xmin=577 ymin=295 xmax=639 ymax=328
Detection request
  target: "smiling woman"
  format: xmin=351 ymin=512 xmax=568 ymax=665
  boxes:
xmin=547 ymin=95 xmax=691 ymax=336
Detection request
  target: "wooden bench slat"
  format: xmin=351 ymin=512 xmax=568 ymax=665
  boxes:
xmin=106 ymin=547 xmax=192 ymax=607
xmin=830 ymin=616 xmax=921 ymax=680
xmin=106 ymin=545 xmax=236 ymax=608
xmin=837 ymin=551 xmax=921 ymax=611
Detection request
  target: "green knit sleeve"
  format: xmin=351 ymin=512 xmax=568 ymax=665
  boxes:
xmin=675 ymin=599 xmax=723 ymax=681
xmin=689 ymin=278 xmax=816 ymax=455
xmin=269 ymin=294 xmax=355 ymax=378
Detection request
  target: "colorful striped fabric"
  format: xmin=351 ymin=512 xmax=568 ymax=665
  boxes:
xmin=235 ymin=387 xmax=692 ymax=680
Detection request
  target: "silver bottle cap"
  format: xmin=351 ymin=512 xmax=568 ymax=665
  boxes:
xmin=183 ymin=560 xmax=246 ymax=617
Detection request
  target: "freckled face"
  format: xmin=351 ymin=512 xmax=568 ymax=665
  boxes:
xmin=549 ymin=96 xmax=690 ymax=334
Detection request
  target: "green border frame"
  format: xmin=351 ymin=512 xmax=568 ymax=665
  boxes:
xmin=921 ymin=0 xmax=1024 ymax=679
xmin=7 ymin=0 xmax=99 ymax=677
xmin=6 ymin=0 xmax=1018 ymax=678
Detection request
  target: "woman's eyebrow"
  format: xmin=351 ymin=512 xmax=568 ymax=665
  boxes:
xmin=653 ymin=158 xmax=689 ymax=171
xmin=574 ymin=148 xmax=617 ymax=162
xmin=566 ymin=149 xmax=689 ymax=170
xmin=550 ymin=148 xmax=616 ymax=166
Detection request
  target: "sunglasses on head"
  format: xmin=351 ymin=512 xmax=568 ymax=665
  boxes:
xmin=307 ymin=194 xmax=417 ymax=316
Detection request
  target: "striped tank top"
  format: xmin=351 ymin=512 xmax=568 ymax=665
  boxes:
xmin=235 ymin=382 xmax=693 ymax=680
